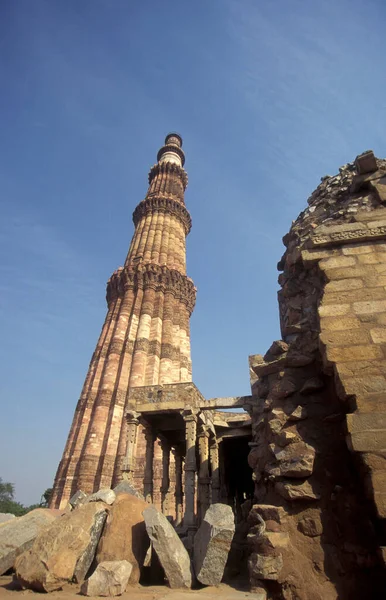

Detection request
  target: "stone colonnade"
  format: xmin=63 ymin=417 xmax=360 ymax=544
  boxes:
xmin=122 ymin=407 xmax=220 ymax=528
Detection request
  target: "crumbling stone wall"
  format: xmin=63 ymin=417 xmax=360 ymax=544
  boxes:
xmin=248 ymin=152 xmax=386 ymax=599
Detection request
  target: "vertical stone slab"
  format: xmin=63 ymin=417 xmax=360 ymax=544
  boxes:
xmin=143 ymin=505 xmax=192 ymax=589
xmin=193 ymin=503 xmax=235 ymax=585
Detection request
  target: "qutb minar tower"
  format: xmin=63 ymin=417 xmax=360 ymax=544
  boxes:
xmin=51 ymin=134 xmax=196 ymax=509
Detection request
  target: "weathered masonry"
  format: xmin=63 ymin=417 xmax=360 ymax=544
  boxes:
xmin=247 ymin=151 xmax=386 ymax=599
xmin=50 ymin=136 xmax=252 ymax=533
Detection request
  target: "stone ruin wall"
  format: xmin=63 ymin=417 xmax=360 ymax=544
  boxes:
xmin=247 ymin=151 xmax=386 ymax=599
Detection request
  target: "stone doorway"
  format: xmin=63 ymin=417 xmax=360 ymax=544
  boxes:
xmin=219 ymin=435 xmax=253 ymax=522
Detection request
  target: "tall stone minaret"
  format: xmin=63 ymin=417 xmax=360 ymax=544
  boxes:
xmin=51 ymin=134 xmax=196 ymax=509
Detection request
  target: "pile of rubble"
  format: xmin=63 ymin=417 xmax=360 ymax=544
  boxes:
xmin=0 ymin=484 xmax=235 ymax=595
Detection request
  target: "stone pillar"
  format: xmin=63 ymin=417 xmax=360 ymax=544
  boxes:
xmin=173 ymin=446 xmax=184 ymax=526
xmin=160 ymin=438 xmax=171 ymax=515
xmin=182 ymin=409 xmax=198 ymax=528
xmin=143 ymin=425 xmax=155 ymax=503
xmin=209 ymin=436 xmax=220 ymax=504
xmin=197 ymin=426 xmax=211 ymax=523
xmin=122 ymin=411 xmax=140 ymax=482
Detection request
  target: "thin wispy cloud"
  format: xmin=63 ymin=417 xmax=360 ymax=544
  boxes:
xmin=1 ymin=0 xmax=385 ymax=505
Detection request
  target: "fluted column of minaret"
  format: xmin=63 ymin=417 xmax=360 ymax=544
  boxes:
xmin=50 ymin=134 xmax=196 ymax=508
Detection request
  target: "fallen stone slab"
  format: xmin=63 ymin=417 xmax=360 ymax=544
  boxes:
xmin=69 ymin=490 xmax=88 ymax=509
xmin=87 ymin=488 xmax=116 ymax=505
xmin=193 ymin=503 xmax=235 ymax=586
xmin=97 ymin=493 xmax=149 ymax=584
xmin=15 ymin=502 xmax=107 ymax=592
xmin=0 ymin=509 xmax=58 ymax=575
xmin=143 ymin=505 xmax=192 ymax=589
xmin=113 ymin=481 xmax=144 ymax=500
xmin=80 ymin=560 xmax=132 ymax=596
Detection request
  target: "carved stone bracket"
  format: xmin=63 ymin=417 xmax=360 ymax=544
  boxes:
xmin=148 ymin=160 xmax=188 ymax=188
xmin=133 ymin=196 xmax=192 ymax=235
xmin=311 ymin=222 xmax=386 ymax=248
xmin=106 ymin=263 xmax=196 ymax=313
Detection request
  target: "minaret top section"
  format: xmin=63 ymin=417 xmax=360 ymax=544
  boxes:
xmin=157 ymin=132 xmax=185 ymax=167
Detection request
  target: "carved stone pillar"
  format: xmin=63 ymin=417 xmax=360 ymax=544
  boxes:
xmin=173 ymin=446 xmax=184 ymax=526
xmin=182 ymin=409 xmax=198 ymax=528
xmin=198 ymin=426 xmax=210 ymax=523
xmin=210 ymin=436 xmax=220 ymax=504
xmin=122 ymin=411 xmax=140 ymax=482
xmin=160 ymin=437 xmax=171 ymax=515
xmin=143 ymin=425 xmax=155 ymax=502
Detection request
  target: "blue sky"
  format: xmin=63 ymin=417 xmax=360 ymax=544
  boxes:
xmin=1 ymin=0 xmax=386 ymax=505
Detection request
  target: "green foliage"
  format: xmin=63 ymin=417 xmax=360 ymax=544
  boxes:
xmin=41 ymin=488 xmax=53 ymax=508
xmin=0 ymin=478 xmax=53 ymax=516
xmin=0 ymin=478 xmax=27 ymax=515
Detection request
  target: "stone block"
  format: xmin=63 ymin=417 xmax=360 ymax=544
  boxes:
xmin=372 ymin=180 xmax=386 ymax=203
xmin=353 ymin=299 xmax=386 ymax=314
xmin=97 ymin=493 xmax=149 ymax=584
xmin=113 ymin=481 xmax=145 ymax=500
xmin=347 ymin=413 xmax=386 ymax=433
xmin=318 ymin=304 xmax=350 ymax=318
xmin=298 ymin=515 xmax=323 ymax=537
xmin=0 ymin=509 xmax=58 ymax=575
xmin=322 ymin=287 xmax=386 ymax=305
xmin=87 ymin=488 xmax=116 ymax=505
xmin=335 ymin=360 xmax=385 ymax=377
xmin=320 ymin=329 xmax=370 ymax=347
xmin=341 ymin=375 xmax=386 ymax=397
xmin=356 ymin=392 xmax=386 ymax=412
xmin=325 ymin=278 xmax=364 ymax=291
xmin=320 ymin=316 xmax=361 ymax=331
xmin=69 ymin=490 xmax=88 ymax=508
xmin=267 ymin=443 xmax=315 ymax=478
xmin=251 ymin=531 xmax=290 ymax=554
xmin=373 ymin=492 xmax=386 ymax=519
xmin=15 ymin=503 xmax=107 ymax=591
xmin=355 ymin=208 xmax=386 ymax=222
xmin=370 ymin=328 xmax=386 ymax=343
xmin=80 ymin=560 xmax=132 ymax=596
xmin=287 ymin=406 xmax=307 ymax=421
xmin=319 ymin=256 xmax=356 ymax=270
xmin=142 ymin=505 xmax=192 ymax=589
xmin=248 ymin=552 xmax=283 ymax=581
xmin=275 ymin=480 xmax=320 ymax=502
xmin=342 ymin=245 xmax=372 ymax=256
xmin=248 ymin=505 xmax=286 ymax=526
xmin=301 ymin=249 xmax=337 ymax=264
xmin=316 ymin=222 xmax=366 ymax=235
xmin=326 ymin=345 xmax=383 ymax=363
xmin=358 ymin=253 xmax=386 ymax=264
xmin=366 ymin=220 xmax=386 ymax=230
xmin=355 ymin=150 xmax=377 ymax=174
xmin=347 ymin=430 xmax=386 ymax=452
xmin=365 ymin=275 xmax=386 ymax=287
xmin=193 ymin=503 xmax=235 ymax=586
xmin=324 ymin=266 xmax=369 ymax=280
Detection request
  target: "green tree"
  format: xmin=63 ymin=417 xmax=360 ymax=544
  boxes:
xmin=40 ymin=488 xmax=53 ymax=507
xmin=0 ymin=477 xmax=27 ymax=516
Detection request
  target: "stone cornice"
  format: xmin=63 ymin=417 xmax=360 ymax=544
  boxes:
xmin=148 ymin=162 xmax=188 ymax=190
xmin=106 ymin=263 xmax=196 ymax=314
xmin=133 ymin=196 xmax=192 ymax=235
xmin=310 ymin=219 xmax=386 ymax=248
